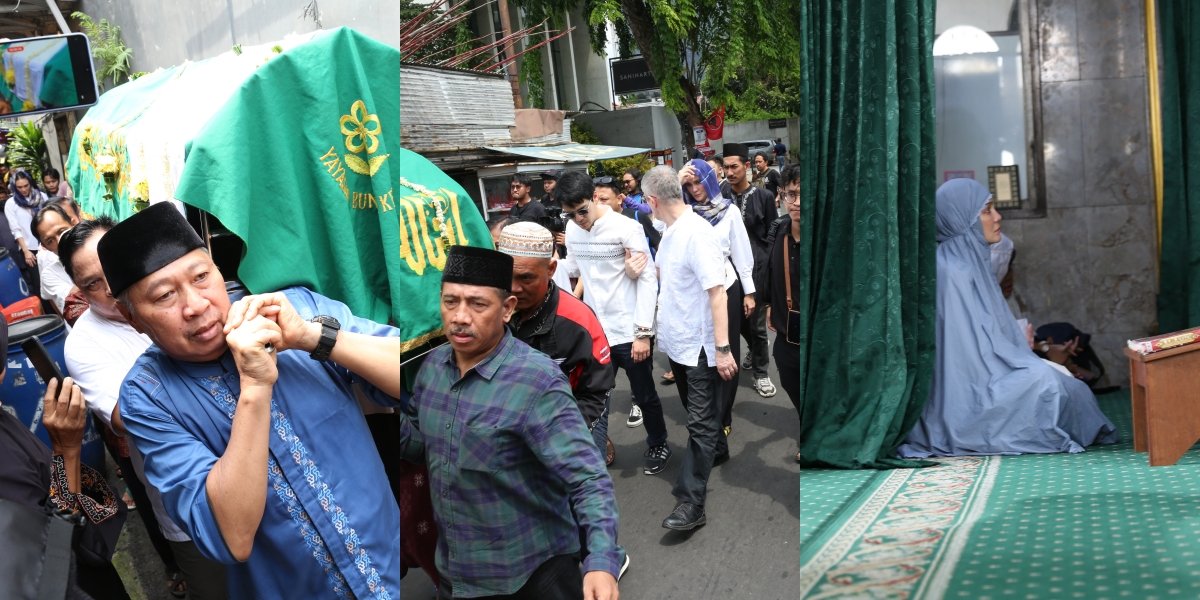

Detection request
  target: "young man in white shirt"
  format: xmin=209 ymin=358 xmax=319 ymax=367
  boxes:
xmin=32 ymin=204 xmax=79 ymax=313
xmin=641 ymin=166 xmax=737 ymax=531
xmin=559 ymin=171 xmax=672 ymax=475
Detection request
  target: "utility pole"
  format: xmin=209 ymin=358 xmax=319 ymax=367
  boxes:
xmin=496 ymin=0 xmax=523 ymax=108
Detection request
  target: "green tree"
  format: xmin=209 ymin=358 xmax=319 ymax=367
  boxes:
xmin=7 ymin=121 xmax=47 ymax=183
xmin=71 ymin=11 xmax=134 ymax=89
xmin=582 ymin=0 xmax=801 ymax=143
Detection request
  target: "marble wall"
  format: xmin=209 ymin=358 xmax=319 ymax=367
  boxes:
xmin=1002 ymin=0 xmax=1155 ymax=386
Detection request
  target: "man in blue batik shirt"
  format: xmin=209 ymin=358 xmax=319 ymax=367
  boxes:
xmin=97 ymin=202 xmax=402 ymax=599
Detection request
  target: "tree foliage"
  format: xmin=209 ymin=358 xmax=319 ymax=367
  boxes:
xmin=71 ymin=11 xmax=134 ymax=89
xmin=525 ymin=0 xmax=799 ymax=144
xmin=399 ymin=0 xmax=479 ymax=67
xmin=8 ymin=121 xmax=47 ymax=183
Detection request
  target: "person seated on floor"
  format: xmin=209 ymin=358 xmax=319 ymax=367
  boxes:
xmin=896 ymin=179 xmax=1118 ymax=457
xmin=989 ymin=235 xmax=1108 ymax=390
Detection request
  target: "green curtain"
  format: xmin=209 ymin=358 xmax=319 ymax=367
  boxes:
xmin=794 ymin=0 xmax=937 ymax=468
xmin=1157 ymin=0 xmax=1200 ymax=333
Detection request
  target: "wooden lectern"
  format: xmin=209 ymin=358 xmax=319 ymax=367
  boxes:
xmin=1126 ymin=344 xmax=1200 ymax=466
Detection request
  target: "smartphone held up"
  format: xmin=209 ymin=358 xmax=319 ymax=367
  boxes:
xmin=1 ymin=32 xmax=99 ymax=118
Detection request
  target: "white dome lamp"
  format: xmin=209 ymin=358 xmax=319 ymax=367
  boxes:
xmin=933 ymin=25 xmax=1000 ymax=57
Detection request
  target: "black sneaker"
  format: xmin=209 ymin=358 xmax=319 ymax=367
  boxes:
xmin=643 ymin=444 xmax=671 ymax=475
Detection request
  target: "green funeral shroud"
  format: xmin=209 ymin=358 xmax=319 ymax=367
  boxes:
xmin=176 ymin=28 xmax=491 ymax=353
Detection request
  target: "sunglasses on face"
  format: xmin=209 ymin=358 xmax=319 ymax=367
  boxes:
xmin=562 ymin=202 xmax=592 ymax=220
xmin=593 ymin=176 xmax=614 ymax=185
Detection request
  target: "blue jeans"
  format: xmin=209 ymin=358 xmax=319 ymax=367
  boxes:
xmin=589 ymin=391 xmax=610 ymax=454
xmin=610 ymin=342 xmax=668 ymax=447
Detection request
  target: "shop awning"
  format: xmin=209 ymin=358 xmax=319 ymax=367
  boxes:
xmin=484 ymin=143 xmax=650 ymax=162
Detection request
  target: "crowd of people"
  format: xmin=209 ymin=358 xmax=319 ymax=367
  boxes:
xmin=1 ymin=148 xmax=802 ymax=599
xmin=0 ymin=138 xmax=1125 ymax=598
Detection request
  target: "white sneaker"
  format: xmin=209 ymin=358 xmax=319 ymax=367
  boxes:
xmin=755 ymin=377 xmax=777 ymax=398
xmin=626 ymin=404 xmax=643 ymax=428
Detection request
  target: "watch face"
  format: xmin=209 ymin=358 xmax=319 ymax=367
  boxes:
xmin=312 ymin=315 xmax=341 ymax=328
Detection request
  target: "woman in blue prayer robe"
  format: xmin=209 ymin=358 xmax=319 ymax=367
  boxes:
xmin=897 ymin=179 xmax=1118 ymax=457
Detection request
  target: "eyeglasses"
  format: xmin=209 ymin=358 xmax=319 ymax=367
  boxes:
xmin=782 ymin=191 xmax=801 ymax=204
xmin=562 ymin=201 xmax=592 ymax=220
xmin=593 ymin=176 xmax=614 ymax=185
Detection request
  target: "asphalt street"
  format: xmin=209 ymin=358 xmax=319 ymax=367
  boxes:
xmin=403 ymin=333 xmax=801 ymax=599
xmin=111 ymin=336 xmax=800 ymax=599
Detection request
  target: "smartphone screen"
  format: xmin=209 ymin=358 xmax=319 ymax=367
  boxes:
xmin=0 ymin=33 xmax=99 ymax=118
xmin=21 ymin=338 xmax=65 ymax=384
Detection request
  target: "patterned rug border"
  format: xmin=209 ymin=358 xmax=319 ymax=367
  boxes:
xmin=799 ymin=456 xmax=1000 ymax=598
xmin=915 ymin=455 xmax=1001 ymax=598
xmin=798 ymin=467 xmax=915 ymax=594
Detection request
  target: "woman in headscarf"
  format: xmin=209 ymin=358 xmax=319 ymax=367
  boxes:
xmin=5 ymin=169 xmax=49 ymax=294
xmin=897 ymin=179 xmax=1117 ymax=457
xmin=678 ymin=158 xmax=757 ymax=444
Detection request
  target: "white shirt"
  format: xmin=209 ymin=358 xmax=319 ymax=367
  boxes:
xmin=37 ymin=250 xmax=72 ymax=311
xmin=565 ymin=209 xmax=658 ymax=346
xmin=709 ymin=205 xmax=756 ymax=294
xmin=4 ymin=199 xmax=38 ymax=250
xmin=64 ymin=309 xmax=153 ymax=428
xmin=64 ymin=308 xmax=190 ymax=541
xmin=655 ymin=207 xmax=726 ymax=367
xmin=552 ymin=252 xmax=574 ymax=292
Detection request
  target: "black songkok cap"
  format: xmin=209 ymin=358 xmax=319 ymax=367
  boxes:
xmin=442 ymin=245 xmax=513 ymax=292
xmin=723 ymin=143 xmax=750 ymax=161
xmin=98 ymin=202 xmax=206 ymax=298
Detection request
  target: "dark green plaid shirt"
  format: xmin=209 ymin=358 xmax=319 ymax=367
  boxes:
xmin=400 ymin=332 xmax=622 ymax=597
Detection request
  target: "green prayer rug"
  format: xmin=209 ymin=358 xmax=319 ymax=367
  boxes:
xmin=800 ymin=391 xmax=1200 ymax=599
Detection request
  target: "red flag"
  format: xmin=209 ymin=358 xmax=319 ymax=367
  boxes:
xmin=704 ymin=105 xmax=725 ymax=141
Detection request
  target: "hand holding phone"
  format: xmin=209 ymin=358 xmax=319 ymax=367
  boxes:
xmin=22 ymin=338 xmax=65 ymax=384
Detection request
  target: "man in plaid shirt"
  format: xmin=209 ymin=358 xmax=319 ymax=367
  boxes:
xmin=399 ymin=245 xmax=623 ymax=600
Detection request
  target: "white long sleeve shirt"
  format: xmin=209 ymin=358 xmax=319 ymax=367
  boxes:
xmin=37 ymin=250 xmax=72 ymax=311
xmin=565 ymin=209 xmax=658 ymax=347
xmin=4 ymin=199 xmax=38 ymax=250
xmin=710 ymin=205 xmax=756 ymax=295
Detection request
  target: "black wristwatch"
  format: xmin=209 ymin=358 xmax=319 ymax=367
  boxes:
xmin=309 ymin=315 xmax=341 ymax=361
xmin=715 ymin=344 xmax=732 ymax=354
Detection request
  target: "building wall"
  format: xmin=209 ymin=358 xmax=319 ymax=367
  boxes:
xmin=723 ymin=119 xmax=801 ymax=161
xmin=77 ymin=0 xmax=399 ymax=72
xmin=574 ymin=106 xmax=686 ymax=166
xmin=1001 ymin=0 xmax=1154 ymax=385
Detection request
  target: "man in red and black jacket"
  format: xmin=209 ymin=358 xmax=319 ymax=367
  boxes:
xmin=498 ymin=221 xmax=618 ymax=466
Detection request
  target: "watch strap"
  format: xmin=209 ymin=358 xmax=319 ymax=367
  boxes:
xmin=309 ymin=316 xmax=340 ymax=361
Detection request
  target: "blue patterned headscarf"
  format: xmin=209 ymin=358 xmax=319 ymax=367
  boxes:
xmin=9 ymin=169 xmax=47 ymax=210
xmin=683 ymin=159 xmax=730 ymax=225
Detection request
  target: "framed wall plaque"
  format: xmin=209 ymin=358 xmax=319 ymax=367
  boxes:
xmin=987 ymin=165 xmax=1021 ymax=209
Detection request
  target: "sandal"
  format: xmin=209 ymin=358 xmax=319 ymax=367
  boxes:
xmin=122 ymin=488 xmax=137 ymax=511
xmin=659 ymin=370 xmax=675 ymax=385
xmin=168 ymin=571 xmax=187 ymax=599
